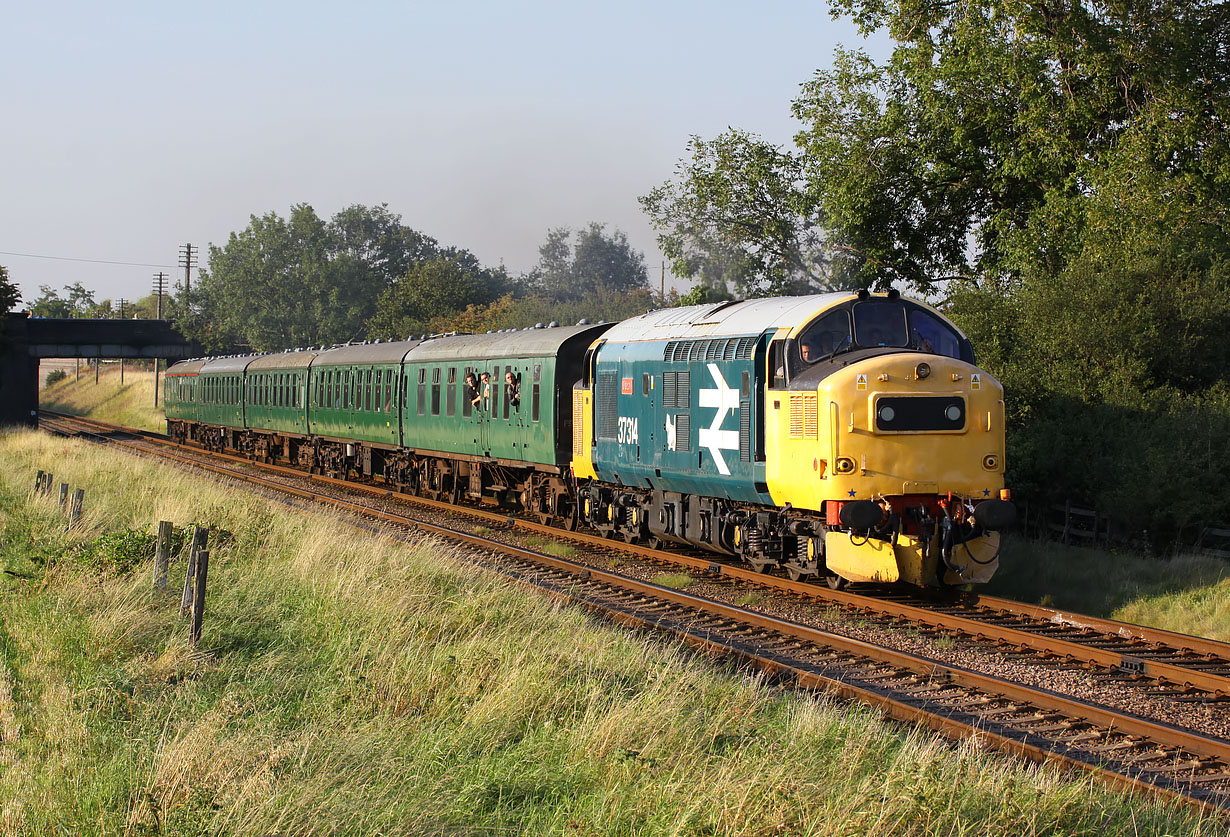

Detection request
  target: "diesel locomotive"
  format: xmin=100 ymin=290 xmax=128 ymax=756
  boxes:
xmin=164 ymin=291 xmax=1015 ymax=588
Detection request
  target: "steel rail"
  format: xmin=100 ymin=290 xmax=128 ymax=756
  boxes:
xmin=35 ymin=412 xmax=1230 ymax=816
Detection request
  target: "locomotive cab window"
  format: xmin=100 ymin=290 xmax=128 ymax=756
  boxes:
xmin=907 ymin=309 xmax=963 ymax=359
xmin=797 ymin=309 xmax=852 ymax=365
xmin=853 ymin=302 xmax=908 ymax=349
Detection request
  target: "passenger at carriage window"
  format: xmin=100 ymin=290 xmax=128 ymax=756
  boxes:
xmin=505 ymin=371 xmax=521 ymax=410
xmin=480 ymin=372 xmax=491 ymax=409
xmin=465 ymin=372 xmax=480 ymax=409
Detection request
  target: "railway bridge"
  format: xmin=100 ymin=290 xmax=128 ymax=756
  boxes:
xmin=0 ymin=313 xmax=199 ymax=425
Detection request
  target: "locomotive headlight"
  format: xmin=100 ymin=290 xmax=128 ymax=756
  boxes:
xmin=915 ymin=362 xmax=931 ymax=379
xmin=945 ymin=405 xmax=962 ymax=421
xmin=878 ymin=405 xmax=896 ymax=423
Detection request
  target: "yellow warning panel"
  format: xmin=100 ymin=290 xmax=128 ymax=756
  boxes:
xmin=971 ymin=373 xmax=981 ymax=390
xmin=856 ymin=373 xmax=868 ymax=391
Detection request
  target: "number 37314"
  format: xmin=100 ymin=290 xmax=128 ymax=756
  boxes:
xmin=617 ymin=416 xmax=639 ymax=445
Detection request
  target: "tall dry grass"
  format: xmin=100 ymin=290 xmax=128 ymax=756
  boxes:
xmin=0 ymin=428 xmax=1216 ymax=835
xmin=39 ymin=364 xmax=164 ymax=432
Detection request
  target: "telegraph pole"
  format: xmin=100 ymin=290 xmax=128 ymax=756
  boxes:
xmin=116 ymin=298 xmax=127 ymax=385
xmin=179 ymin=243 xmax=197 ymax=295
xmin=153 ymin=272 xmax=168 ymax=319
xmin=152 ymin=272 xmax=168 ymax=409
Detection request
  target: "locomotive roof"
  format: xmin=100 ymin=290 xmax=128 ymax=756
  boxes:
xmin=598 ymin=294 xmax=855 ymax=343
xmin=311 ymin=339 xmax=422 ymax=366
xmin=405 ymin=323 xmax=613 ymax=361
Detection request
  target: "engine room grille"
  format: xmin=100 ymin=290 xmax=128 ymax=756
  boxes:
xmin=675 ymin=412 xmax=691 ymax=452
xmin=597 ymin=372 xmax=619 ymax=440
xmin=572 ymin=388 xmax=585 ymax=456
xmin=664 ymin=336 xmax=757 ymax=363
xmin=739 ymin=401 xmax=751 ymax=461
xmin=789 ymin=394 xmax=818 ymax=439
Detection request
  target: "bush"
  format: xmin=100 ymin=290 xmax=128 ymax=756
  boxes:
xmin=44 ymin=369 xmax=68 ymax=387
xmin=71 ymin=527 xmax=159 ymax=575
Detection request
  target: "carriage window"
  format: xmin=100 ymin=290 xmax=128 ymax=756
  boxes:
xmin=384 ymin=370 xmax=393 ymax=412
xmin=531 ymin=383 xmax=540 ymax=422
xmin=364 ymin=369 xmax=372 ymax=412
xmin=417 ymin=367 xmax=426 ymax=415
xmin=431 ymin=367 xmax=441 ymax=416
xmin=446 ymin=368 xmax=456 ymax=417
xmin=853 ymin=302 xmax=908 ymax=349
xmin=462 ymin=366 xmax=474 ymax=417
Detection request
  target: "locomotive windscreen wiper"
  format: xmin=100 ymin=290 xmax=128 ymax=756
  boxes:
xmin=813 ymin=335 xmax=853 ymax=364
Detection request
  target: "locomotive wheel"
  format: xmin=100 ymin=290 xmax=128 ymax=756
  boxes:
xmin=825 ymin=574 xmax=849 ymax=590
xmin=786 ymin=564 xmax=813 ymax=582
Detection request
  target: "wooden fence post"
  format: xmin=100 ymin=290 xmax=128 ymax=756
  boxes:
xmin=34 ymin=470 xmax=45 ymax=495
xmin=153 ymin=521 xmax=173 ymax=589
xmin=180 ymin=526 xmax=209 ymax=615
xmin=68 ymin=489 xmax=84 ymax=527
xmin=58 ymin=483 xmax=69 ymax=510
xmin=190 ymin=550 xmax=209 ymax=646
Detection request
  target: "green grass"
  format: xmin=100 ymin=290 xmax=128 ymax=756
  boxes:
xmin=986 ymin=536 xmax=1230 ymax=640
xmin=0 ymin=428 xmax=1216 ymax=834
xmin=39 ymin=363 xmax=164 ymax=432
xmin=525 ymin=535 xmax=577 ymax=558
xmin=651 ymin=572 xmax=694 ymax=590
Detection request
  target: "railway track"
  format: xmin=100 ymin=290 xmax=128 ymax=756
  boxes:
xmin=35 ymin=410 xmax=1230 ymax=815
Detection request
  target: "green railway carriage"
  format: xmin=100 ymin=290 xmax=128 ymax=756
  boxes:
xmin=246 ymin=350 xmax=317 ymax=436
xmin=197 ymin=356 xmax=247 ymax=430
xmin=402 ymin=326 xmax=608 ymax=465
xmin=306 ymin=341 xmax=418 ymax=447
xmin=163 ymin=359 xmax=206 ymax=426
xmin=395 ymin=324 xmax=611 ymax=512
xmin=164 ymin=357 xmax=246 ymax=449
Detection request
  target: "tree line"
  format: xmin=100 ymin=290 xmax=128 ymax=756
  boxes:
xmin=166 ymin=204 xmax=656 ymax=352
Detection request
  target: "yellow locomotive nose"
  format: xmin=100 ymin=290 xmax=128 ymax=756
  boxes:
xmin=766 ymin=352 xmax=1008 ymax=586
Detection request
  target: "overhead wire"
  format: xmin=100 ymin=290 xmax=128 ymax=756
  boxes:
xmin=0 ymin=249 xmax=197 ymax=270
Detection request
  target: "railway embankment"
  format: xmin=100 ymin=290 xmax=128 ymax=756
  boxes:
xmin=0 ymin=427 xmax=1216 ymax=833
xmin=39 ymin=362 xmax=163 ymax=432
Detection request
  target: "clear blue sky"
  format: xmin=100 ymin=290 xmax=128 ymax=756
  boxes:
xmin=0 ymin=1 xmax=883 ymax=305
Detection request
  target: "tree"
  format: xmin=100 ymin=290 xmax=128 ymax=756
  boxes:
xmin=178 ymin=203 xmax=472 ymax=352
xmin=527 ymin=223 xmax=649 ymax=301
xmin=367 ymin=255 xmax=510 ymax=340
xmin=640 ymin=132 xmax=832 ymax=297
xmin=0 ymin=266 xmax=18 ymax=316
xmin=792 ymin=0 xmax=1230 ymax=287
xmin=28 ymin=282 xmax=96 ymax=318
